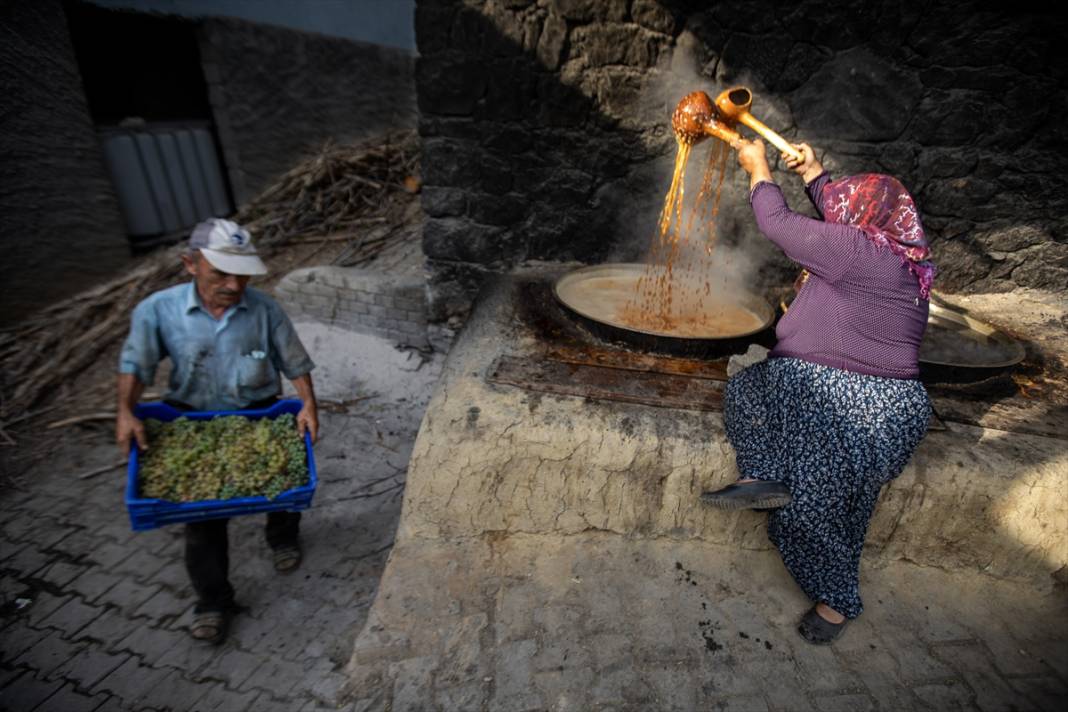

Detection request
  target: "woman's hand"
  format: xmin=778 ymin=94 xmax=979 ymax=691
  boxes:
xmin=736 ymin=138 xmax=769 ymax=174
xmin=784 ymin=143 xmax=824 ymax=184
xmin=735 ymin=138 xmax=773 ymax=190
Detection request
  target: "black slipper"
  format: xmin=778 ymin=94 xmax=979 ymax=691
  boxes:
xmin=700 ymin=480 xmax=792 ymax=510
xmin=798 ymin=606 xmax=848 ymax=645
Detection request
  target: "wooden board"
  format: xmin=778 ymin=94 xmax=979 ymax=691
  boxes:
xmin=487 ymin=356 xmax=725 ymax=412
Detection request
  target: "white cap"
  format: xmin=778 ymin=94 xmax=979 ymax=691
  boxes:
xmin=188 ymin=218 xmax=268 ymax=276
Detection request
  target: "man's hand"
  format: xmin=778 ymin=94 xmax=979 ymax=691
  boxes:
xmin=289 ymin=372 xmax=319 ymax=444
xmin=784 ymin=142 xmax=824 ymax=184
xmin=116 ymin=409 xmax=147 ymax=455
xmin=296 ymin=402 xmax=319 ymax=444
xmin=116 ymin=372 xmax=147 ymax=457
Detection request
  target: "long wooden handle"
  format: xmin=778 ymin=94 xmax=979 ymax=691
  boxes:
xmin=740 ymin=114 xmax=803 ymax=162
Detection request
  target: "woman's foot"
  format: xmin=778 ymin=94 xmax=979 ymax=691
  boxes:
xmin=798 ymin=604 xmax=848 ymax=645
xmin=700 ymin=478 xmax=792 ymax=510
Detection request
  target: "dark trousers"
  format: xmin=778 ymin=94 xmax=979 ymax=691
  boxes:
xmin=166 ymin=397 xmax=298 ymax=613
xmin=185 ymin=511 xmax=301 ymax=613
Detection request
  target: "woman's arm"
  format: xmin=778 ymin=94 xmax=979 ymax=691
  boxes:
xmin=784 ymin=142 xmax=828 ymax=214
xmin=750 ymin=182 xmax=858 ymax=281
xmin=736 ymin=139 xmax=858 ymax=281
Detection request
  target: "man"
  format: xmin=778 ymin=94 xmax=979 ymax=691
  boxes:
xmin=116 ymin=218 xmax=319 ymax=645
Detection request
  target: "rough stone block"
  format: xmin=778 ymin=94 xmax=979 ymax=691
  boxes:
xmin=422 ymin=186 xmax=467 ymax=218
xmin=785 ymin=47 xmax=922 ymax=143
xmin=423 ymin=218 xmax=512 ymax=265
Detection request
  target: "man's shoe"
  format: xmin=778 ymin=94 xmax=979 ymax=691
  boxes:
xmin=190 ymin=605 xmax=238 ymax=645
xmin=273 ymin=544 xmax=302 ymax=573
xmin=700 ymin=480 xmax=792 ymax=510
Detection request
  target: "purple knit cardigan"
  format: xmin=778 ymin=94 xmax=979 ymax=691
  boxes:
xmin=749 ymin=174 xmax=928 ymax=379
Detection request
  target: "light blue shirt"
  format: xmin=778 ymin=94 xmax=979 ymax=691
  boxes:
xmin=119 ymin=283 xmax=315 ymax=411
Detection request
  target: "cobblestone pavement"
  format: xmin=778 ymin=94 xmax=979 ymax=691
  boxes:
xmin=0 ymin=335 xmax=441 ymax=712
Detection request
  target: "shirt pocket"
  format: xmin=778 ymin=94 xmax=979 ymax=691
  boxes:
xmin=236 ymin=350 xmax=274 ymax=391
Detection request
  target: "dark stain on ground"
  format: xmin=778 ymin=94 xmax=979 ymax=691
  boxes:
xmin=466 ymin=406 xmax=480 ymax=427
xmin=674 ymin=562 xmax=699 ymax=587
xmin=698 ymin=619 xmax=722 ymax=653
xmin=739 ymin=631 xmax=749 ymax=639
xmin=764 ymin=640 xmax=773 ymax=650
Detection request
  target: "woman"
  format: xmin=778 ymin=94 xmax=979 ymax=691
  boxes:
xmin=701 ymin=138 xmax=934 ymax=644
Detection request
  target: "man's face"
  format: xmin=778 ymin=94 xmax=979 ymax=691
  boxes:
xmin=182 ymin=252 xmax=250 ymax=309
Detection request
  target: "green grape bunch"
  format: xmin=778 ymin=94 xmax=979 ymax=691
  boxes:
xmin=139 ymin=414 xmax=309 ymax=503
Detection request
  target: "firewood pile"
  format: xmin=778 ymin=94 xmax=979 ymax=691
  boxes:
xmin=0 ymin=130 xmax=420 ymax=426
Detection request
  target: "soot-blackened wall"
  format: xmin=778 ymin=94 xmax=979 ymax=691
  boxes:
xmin=415 ymin=0 xmax=1068 ymax=322
xmin=199 ymin=17 xmax=417 ymax=204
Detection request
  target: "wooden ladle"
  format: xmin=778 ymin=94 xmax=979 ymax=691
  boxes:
xmin=713 ymin=87 xmax=804 ymax=162
xmin=671 ymin=91 xmax=742 ymax=147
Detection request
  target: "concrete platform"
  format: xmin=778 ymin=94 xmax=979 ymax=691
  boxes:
xmin=345 ymin=271 xmax=1068 ymax=711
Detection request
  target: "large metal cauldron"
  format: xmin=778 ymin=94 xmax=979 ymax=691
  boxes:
xmin=918 ymin=297 xmax=1025 ymax=382
xmin=553 ymin=263 xmax=775 ymax=359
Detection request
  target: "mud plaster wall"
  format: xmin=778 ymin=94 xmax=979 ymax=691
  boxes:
xmin=416 ymin=0 xmax=1068 ymax=323
xmin=199 ymin=17 xmax=417 ymax=204
xmin=0 ymin=0 xmax=130 ymax=326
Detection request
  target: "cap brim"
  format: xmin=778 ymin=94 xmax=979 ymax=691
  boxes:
xmin=200 ymin=248 xmax=268 ymax=276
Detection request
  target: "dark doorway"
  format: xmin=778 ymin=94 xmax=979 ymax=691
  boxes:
xmin=65 ymin=0 xmax=212 ymax=124
xmin=65 ymin=0 xmax=233 ymax=249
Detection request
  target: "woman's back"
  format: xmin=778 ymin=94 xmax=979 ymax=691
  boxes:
xmin=771 ymin=235 xmax=929 ymax=379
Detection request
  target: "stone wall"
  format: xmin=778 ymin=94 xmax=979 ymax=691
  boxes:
xmin=0 ymin=0 xmax=130 ymax=326
xmin=199 ymin=17 xmax=417 ymax=204
xmin=415 ymin=0 xmax=1068 ymax=322
xmin=276 ymin=266 xmax=430 ymax=348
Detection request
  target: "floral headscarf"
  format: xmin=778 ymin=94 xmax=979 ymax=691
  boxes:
xmin=821 ymin=173 xmax=936 ymax=299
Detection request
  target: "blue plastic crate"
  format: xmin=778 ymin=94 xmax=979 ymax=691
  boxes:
xmin=125 ymin=399 xmax=317 ymax=531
